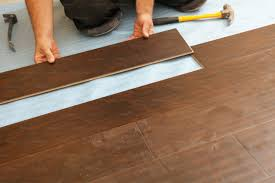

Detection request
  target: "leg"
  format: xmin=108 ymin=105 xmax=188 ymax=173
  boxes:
xmin=60 ymin=0 xmax=122 ymax=36
xmin=156 ymin=0 xmax=207 ymax=12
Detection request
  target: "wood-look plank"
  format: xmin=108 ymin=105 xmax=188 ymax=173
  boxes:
xmin=193 ymin=24 xmax=275 ymax=69
xmin=236 ymin=121 xmax=275 ymax=175
xmin=1 ymin=25 xmax=275 ymax=167
xmin=0 ymin=123 xmax=154 ymax=183
xmin=0 ymin=29 xmax=193 ymax=104
xmin=91 ymin=161 xmax=168 ymax=183
xmin=91 ymin=137 xmax=267 ymax=183
xmin=258 ymin=177 xmax=275 ymax=183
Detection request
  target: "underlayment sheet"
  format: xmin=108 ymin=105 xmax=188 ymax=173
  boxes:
xmin=0 ymin=0 xmax=275 ymax=126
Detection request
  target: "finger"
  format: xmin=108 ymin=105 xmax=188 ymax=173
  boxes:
xmin=35 ymin=56 xmax=42 ymax=64
xmin=54 ymin=53 xmax=61 ymax=59
xmin=35 ymin=59 xmax=42 ymax=64
xmin=142 ymin=23 xmax=150 ymax=38
xmin=35 ymin=55 xmax=47 ymax=64
xmin=52 ymin=45 xmax=60 ymax=55
xmin=128 ymin=35 xmax=137 ymax=40
xmin=45 ymin=49 xmax=55 ymax=63
xmin=52 ymin=49 xmax=59 ymax=54
xmin=149 ymin=26 xmax=154 ymax=35
xmin=53 ymin=48 xmax=61 ymax=59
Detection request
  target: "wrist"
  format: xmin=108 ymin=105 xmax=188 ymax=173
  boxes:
xmin=34 ymin=30 xmax=53 ymax=42
xmin=35 ymin=35 xmax=54 ymax=45
xmin=137 ymin=12 xmax=152 ymax=19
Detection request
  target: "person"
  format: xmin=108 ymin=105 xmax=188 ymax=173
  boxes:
xmin=25 ymin=0 xmax=207 ymax=64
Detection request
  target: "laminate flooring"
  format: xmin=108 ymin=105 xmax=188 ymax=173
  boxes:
xmin=1 ymin=25 xmax=275 ymax=182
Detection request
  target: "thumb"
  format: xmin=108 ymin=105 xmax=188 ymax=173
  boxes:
xmin=45 ymin=49 xmax=55 ymax=63
xmin=142 ymin=23 xmax=150 ymax=38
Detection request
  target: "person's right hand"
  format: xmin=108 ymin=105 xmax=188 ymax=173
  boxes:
xmin=34 ymin=38 xmax=60 ymax=64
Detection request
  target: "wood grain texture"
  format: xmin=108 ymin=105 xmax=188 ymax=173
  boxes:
xmin=1 ymin=25 xmax=275 ymax=164
xmin=0 ymin=123 xmax=154 ymax=183
xmin=137 ymin=42 xmax=275 ymax=157
xmin=193 ymin=24 xmax=275 ymax=69
xmin=91 ymin=137 xmax=266 ymax=183
xmin=259 ymin=177 xmax=275 ymax=183
xmin=236 ymin=121 xmax=275 ymax=175
xmin=1 ymin=24 xmax=275 ymax=182
xmin=0 ymin=29 xmax=193 ymax=105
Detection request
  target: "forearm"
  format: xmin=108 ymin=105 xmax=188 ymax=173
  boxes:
xmin=25 ymin=0 xmax=54 ymax=42
xmin=136 ymin=0 xmax=154 ymax=16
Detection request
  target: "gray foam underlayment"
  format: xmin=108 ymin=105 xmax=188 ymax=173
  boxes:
xmin=0 ymin=0 xmax=275 ymax=127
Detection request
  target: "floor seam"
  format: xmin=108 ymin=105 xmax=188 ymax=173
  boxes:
xmin=135 ymin=121 xmax=158 ymax=159
xmin=134 ymin=122 xmax=172 ymax=172
xmin=230 ymin=118 xmax=275 ymax=136
xmin=232 ymin=135 xmax=271 ymax=178
xmin=255 ymin=175 xmax=275 ymax=183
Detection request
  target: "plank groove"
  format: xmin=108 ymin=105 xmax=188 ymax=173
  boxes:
xmin=0 ymin=29 xmax=193 ymax=104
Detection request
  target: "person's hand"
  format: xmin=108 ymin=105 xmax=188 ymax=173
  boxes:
xmin=130 ymin=13 xmax=154 ymax=39
xmin=34 ymin=38 xmax=60 ymax=64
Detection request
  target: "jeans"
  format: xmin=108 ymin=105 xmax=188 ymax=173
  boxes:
xmin=60 ymin=0 xmax=205 ymax=32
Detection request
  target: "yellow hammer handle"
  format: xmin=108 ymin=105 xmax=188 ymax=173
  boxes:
xmin=178 ymin=12 xmax=222 ymax=22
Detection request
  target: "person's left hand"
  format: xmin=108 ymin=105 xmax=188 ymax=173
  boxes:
xmin=130 ymin=13 xmax=154 ymax=39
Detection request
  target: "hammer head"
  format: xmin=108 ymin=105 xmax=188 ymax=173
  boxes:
xmin=221 ymin=4 xmax=235 ymax=25
xmin=3 ymin=14 xmax=18 ymax=24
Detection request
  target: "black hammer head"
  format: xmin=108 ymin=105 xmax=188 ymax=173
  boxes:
xmin=3 ymin=14 xmax=18 ymax=24
xmin=3 ymin=14 xmax=18 ymax=52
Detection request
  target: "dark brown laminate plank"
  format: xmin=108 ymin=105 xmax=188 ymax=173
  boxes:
xmin=193 ymin=24 xmax=275 ymax=69
xmin=0 ymin=29 xmax=193 ymax=104
xmin=0 ymin=123 xmax=154 ymax=183
xmin=258 ymin=177 xmax=275 ymax=183
xmin=236 ymin=121 xmax=275 ymax=175
xmin=91 ymin=137 xmax=267 ymax=183
xmin=1 ymin=25 xmax=275 ymax=166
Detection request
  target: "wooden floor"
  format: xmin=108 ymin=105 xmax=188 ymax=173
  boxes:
xmin=1 ymin=25 xmax=275 ymax=182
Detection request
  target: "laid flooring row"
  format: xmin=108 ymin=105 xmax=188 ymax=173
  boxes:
xmin=3 ymin=119 xmax=275 ymax=183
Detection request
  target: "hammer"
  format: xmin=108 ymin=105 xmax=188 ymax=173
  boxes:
xmin=3 ymin=14 xmax=18 ymax=52
xmin=153 ymin=4 xmax=235 ymax=26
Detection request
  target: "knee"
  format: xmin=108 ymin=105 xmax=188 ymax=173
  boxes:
xmin=157 ymin=0 xmax=191 ymax=7
xmin=176 ymin=0 xmax=207 ymax=12
xmin=61 ymin=0 xmax=119 ymax=28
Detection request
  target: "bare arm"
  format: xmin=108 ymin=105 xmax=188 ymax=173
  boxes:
xmin=25 ymin=0 xmax=60 ymax=63
xmin=136 ymin=0 xmax=154 ymax=17
xmin=131 ymin=0 xmax=154 ymax=39
xmin=25 ymin=0 xmax=53 ymax=42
